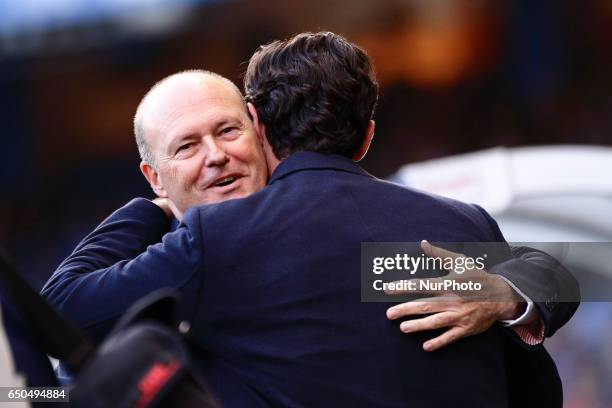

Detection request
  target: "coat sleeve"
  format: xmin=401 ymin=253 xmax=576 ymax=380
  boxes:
xmin=492 ymin=246 xmax=580 ymax=338
xmin=474 ymin=204 xmax=580 ymax=343
xmin=41 ymin=198 xmax=204 ymax=343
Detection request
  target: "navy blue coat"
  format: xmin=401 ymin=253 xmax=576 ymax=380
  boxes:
xmin=43 ymin=152 xmax=566 ymax=407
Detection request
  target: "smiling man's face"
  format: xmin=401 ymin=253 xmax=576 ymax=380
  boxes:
xmin=138 ymin=73 xmax=268 ymax=217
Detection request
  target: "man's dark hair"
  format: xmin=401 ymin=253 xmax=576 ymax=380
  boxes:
xmin=244 ymin=32 xmax=379 ymax=159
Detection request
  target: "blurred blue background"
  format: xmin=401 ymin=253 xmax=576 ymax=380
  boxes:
xmin=1 ymin=0 xmax=611 ymax=405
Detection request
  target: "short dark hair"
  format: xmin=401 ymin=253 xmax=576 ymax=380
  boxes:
xmin=244 ymin=32 xmax=379 ymax=159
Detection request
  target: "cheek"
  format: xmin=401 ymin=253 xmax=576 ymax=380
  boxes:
xmin=232 ymin=139 xmax=264 ymax=166
xmin=167 ymin=160 xmax=201 ymax=190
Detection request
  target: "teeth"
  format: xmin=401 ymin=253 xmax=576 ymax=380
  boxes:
xmin=214 ymin=176 xmax=236 ymax=187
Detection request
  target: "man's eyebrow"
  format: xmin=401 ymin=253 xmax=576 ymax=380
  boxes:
xmin=212 ymin=117 xmax=243 ymax=131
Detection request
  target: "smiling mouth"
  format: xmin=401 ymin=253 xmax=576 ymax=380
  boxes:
xmin=212 ymin=175 xmax=239 ymax=188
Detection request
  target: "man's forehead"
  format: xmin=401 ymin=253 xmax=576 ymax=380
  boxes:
xmin=147 ymin=75 xmax=243 ymax=116
xmin=141 ymin=74 xmax=247 ymax=137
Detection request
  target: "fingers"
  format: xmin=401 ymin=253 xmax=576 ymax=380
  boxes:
xmin=383 ymin=277 xmax=447 ymax=296
xmin=393 ymin=303 xmax=499 ymax=351
xmin=386 ymin=298 xmax=458 ymax=320
xmin=420 ymin=240 xmax=464 ymax=260
xmin=152 ymin=198 xmax=175 ymax=220
xmin=423 ymin=326 xmax=466 ymax=352
xmin=398 ymin=312 xmax=456 ymax=334
xmin=384 ymin=276 xmax=480 ymax=297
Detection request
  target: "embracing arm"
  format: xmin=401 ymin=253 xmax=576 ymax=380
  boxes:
xmin=478 ymin=206 xmax=580 ymax=342
xmin=386 ymin=203 xmax=581 ymax=350
xmin=41 ymin=198 xmax=203 ymax=343
xmin=492 ymin=246 xmax=580 ymax=339
xmin=386 ymin=242 xmax=580 ymax=350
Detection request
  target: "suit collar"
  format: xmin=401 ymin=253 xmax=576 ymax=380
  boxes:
xmin=268 ymin=151 xmax=373 ymax=184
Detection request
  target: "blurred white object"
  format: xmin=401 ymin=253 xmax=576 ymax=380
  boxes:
xmin=392 ymin=145 xmax=612 ymax=279
xmin=394 ymin=145 xmax=612 ymax=241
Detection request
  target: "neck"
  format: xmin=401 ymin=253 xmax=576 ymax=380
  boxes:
xmin=263 ymin=139 xmax=281 ymax=176
xmin=266 ymin=152 xmax=281 ymax=175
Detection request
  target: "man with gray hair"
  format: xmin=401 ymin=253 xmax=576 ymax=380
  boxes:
xmin=43 ymin=34 xmax=576 ymax=406
xmin=132 ymin=70 xmax=268 ymax=219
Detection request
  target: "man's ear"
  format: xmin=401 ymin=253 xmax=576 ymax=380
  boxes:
xmin=248 ymin=102 xmax=281 ymax=174
xmin=353 ymin=120 xmax=375 ymax=162
xmin=247 ymin=102 xmax=266 ymax=145
xmin=140 ymin=161 xmax=168 ymax=198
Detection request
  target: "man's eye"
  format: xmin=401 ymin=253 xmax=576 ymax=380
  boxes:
xmin=176 ymin=143 xmax=194 ymax=153
xmin=221 ymin=127 xmax=237 ymax=134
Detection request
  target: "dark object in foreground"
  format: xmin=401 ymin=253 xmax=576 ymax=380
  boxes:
xmin=0 ymin=249 xmax=217 ymax=408
xmin=71 ymin=289 xmax=219 ymax=408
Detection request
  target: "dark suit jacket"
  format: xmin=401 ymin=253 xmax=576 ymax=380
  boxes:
xmin=42 ymin=152 xmax=576 ymax=407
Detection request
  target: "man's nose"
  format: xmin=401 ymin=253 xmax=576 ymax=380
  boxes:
xmin=203 ymin=138 xmax=229 ymax=167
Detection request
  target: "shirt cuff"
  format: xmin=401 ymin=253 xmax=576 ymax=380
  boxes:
xmin=496 ymin=275 xmax=545 ymax=345
xmin=497 ymin=275 xmax=537 ymax=326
